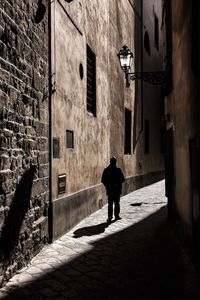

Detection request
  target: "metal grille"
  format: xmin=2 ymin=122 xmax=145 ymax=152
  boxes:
xmin=66 ymin=130 xmax=74 ymax=148
xmin=87 ymin=45 xmax=96 ymax=115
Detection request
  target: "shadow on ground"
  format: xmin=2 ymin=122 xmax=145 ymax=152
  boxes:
xmin=73 ymin=222 xmax=109 ymax=238
xmin=1 ymin=206 xmax=200 ymax=300
xmin=130 ymin=202 xmax=143 ymax=206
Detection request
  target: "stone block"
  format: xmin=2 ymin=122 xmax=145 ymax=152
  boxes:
xmin=0 ymin=194 xmax=5 ymax=207
xmin=0 ymin=67 xmax=10 ymax=82
xmin=35 ymin=121 xmax=48 ymax=137
xmin=32 ymin=229 xmax=41 ymax=244
xmin=0 ymin=208 xmax=5 ymax=224
xmin=38 ymin=151 xmax=49 ymax=164
xmin=33 ymin=70 xmax=44 ymax=91
xmin=4 ymin=193 xmax=13 ymax=206
xmin=38 ymin=164 xmax=49 ymax=178
xmin=25 ymin=126 xmax=36 ymax=137
xmin=39 ymin=216 xmax=48 ymax=237
xmin=0 ymin=179 xmax=13 ymax=194
xmin=37 ymin=138 xmax=48 ymax=151
xmin=31 ymin=179 xmax=46 ymax=197
xmin=0 ymin=91 xmax=9 ymax=108
xmin=0 ymin=154 xmax=11 ymax=170
xmin=0 ymin=136 xmax=7 ymax=148
xmin=23 ymin=139 xmax=37 ymax=153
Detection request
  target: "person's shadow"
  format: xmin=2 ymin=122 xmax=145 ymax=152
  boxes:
xmin=73 ymin=222 xmax=109 ymax=238
xmin=130 ymin=203 xmax=143 ymax=207
xmin=0 ymin=165 xmax=37 ymax=259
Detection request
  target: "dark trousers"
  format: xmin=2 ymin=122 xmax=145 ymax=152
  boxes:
xmin=108 ymin=194 xmax=120 ymax=220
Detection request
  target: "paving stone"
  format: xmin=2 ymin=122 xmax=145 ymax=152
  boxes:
xmin=0 ymin=181 xmax=200 ymax=300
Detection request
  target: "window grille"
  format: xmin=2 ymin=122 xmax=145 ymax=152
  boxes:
xmin=87 ymin=45 xmax=96 ymax=116
xmin=66 ymin=130 xmax=74 ymax=148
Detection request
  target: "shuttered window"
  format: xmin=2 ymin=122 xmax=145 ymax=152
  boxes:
xmin=87 ymin=45 xmax=96 ymax=116
xmin=124 ymin=108 xmax=132 ymax=154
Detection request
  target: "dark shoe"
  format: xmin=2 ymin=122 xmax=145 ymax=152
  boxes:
xmin=107 ymin=218 xmax=112 ymax=223
xmin=115 ymin=216 xmax=122 ymax=221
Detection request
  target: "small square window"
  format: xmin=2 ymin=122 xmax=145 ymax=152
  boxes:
xmin=53 ymin=137 xmax=60 ymax=158
xmin=66 ymin=130 xmax=74 ymax=148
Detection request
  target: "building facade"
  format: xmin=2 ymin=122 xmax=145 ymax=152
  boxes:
xmin=0 ymin=0 xmax=164 ymax=285
xmin=163 ymin=0 xmax=200 ymax=266
xmin=51 ymin=0 xmax=164 ymax=240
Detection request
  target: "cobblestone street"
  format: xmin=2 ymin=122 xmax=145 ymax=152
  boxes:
xmin=0 ymin=180 xmax=200 ymax=300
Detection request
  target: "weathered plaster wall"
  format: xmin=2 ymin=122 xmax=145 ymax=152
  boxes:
xmin=52 ymin=0 xmax=164 ymax=239
xmin=109 ymin=0 xmax=135 ymax=174
xmin=52 ymin=0 xmax=110 ymax=239
xmin=109 ymin=0 xmax=164 ymax=179
xmin=0 ymin=0 xmax=49 ymax=286
xmin=52 ymin=0 xmax=109 ymax=197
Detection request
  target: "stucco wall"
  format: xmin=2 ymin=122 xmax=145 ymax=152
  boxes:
xmin=51 ymin=0 xmax=110 ymax=238
xmin=52 ymin=0 xmax=109 ymax=198
xmin=51 ymin=0 xmax=164 ymax=239
xmin=109 ymin=0 xmax=164 ymax=178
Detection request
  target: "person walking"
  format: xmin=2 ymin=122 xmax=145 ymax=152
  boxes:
xmin=101 ymin=157 xmax=125 ymax=223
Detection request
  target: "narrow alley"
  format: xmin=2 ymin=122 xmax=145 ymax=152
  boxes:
xmin=0 ymin=180 xmax=199 ymax=300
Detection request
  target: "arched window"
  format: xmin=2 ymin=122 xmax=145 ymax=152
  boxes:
xmin=144 ymin=31 xmax=151 ymax=56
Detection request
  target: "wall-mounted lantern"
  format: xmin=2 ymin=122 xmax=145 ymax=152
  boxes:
xmin=117 ymin=45 xmax=166 ymax=87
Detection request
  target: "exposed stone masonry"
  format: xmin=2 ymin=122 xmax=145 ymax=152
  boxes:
xmin=0 ymin=0 xmax=49 ymax=286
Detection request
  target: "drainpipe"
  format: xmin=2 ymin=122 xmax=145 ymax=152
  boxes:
xmin=48 ymin=0 xmax=55 ymax=243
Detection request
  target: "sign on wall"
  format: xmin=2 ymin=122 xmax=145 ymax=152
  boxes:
xmin=58 ymin=174 xmax=66 ymax=194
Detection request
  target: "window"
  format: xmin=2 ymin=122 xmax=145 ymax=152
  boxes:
xmin=124 ymin=108 xmax=132 ymax=154
xmin=144 ymin=31 xmax=151 ymax=56
xmin=66 ymin=130 xmax=74 ymax=148
xmin=154 ymin=14 xmax=159 ymax=50
xmin=87 ymin=44 xmax=96 ymax=116
xmin=144 ymin=120 xmax=150 ymax=154
xmin=53 ymin=137 xmax=60 ymax=158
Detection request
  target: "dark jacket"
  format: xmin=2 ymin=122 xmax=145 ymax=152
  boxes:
xmin=101 ymin=165 xmax=125 ymax=196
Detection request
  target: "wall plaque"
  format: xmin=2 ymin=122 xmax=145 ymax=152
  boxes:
xmin=58 ymin=174 xmax=66 ymax=194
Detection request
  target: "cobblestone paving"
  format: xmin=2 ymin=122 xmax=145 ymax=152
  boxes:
xmin=0 ymin=180 xmax=200 ymax=300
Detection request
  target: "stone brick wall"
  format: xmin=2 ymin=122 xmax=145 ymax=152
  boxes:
xmin=0 ymin=0 xmax=49 ymax=286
